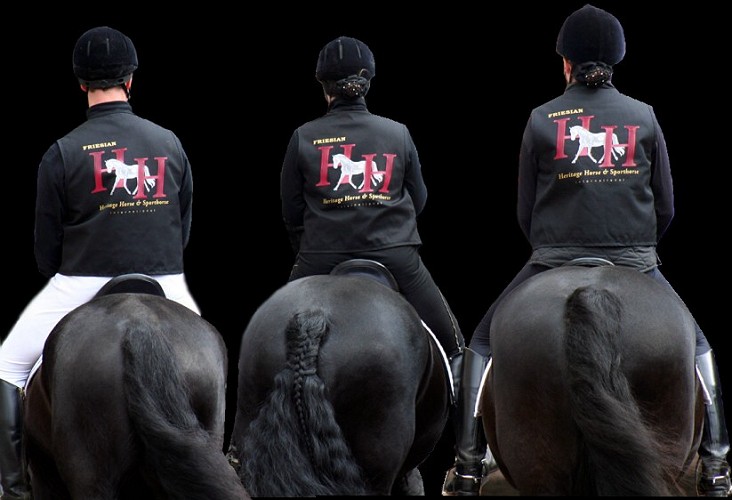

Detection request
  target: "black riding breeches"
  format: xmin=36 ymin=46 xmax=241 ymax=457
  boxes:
xmin=289 ymin=246 xmax=465 ymax=358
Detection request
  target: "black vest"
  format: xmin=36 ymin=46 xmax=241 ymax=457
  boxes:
xmin=51 ymin=102 xmax=191 ymax=276
xmin=521 ymin=83 xmax=663 ymax=249
xmin=282 ymin=98 xmax=425 ymax=253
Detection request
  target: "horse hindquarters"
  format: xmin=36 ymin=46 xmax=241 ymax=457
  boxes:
xmin=27 ymin=295 xmax=249 ymax=500
xmin=236 ymin=310 xmax=370 ymax=497
xmin=484 ymin=266 xmax=698 ymax=496
xmin=563 ymin=286 xmax=676 ymax=496
xmin=233 ymin=275 xmax=447 ymax=497
xmin=121 ymin=322 xmax=248 ymax=500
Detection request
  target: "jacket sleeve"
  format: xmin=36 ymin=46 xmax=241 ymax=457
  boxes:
xmin=403 ymin=128 xmax=427 ymax=216
xmin=34 ymin=143 xmax=65 ymax=278
xmin=178 ymin=141 xmax=193 ymax=249
xmin=517 ymin=116 xmax=538 ymax=242
xmin=280 ymin=130 xmax=306 ymax=252
xmin=649 ymin=111 xmax=674 ymax=241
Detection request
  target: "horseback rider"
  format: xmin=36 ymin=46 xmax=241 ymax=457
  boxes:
xmin=0 ymin=27 xmax=200 ymax=499
xmin=280 ymin=35 xmax=466 ymax=402
xmin=442 ymin=4 xmax=731 ymax=496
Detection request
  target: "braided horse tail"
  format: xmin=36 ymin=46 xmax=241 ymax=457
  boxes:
xmin=238 ymin=310 xmax=369 ymax=496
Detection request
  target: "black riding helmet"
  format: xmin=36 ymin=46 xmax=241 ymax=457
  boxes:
xmin=556 ymin=4 xmax=625 ymax=66
xmin=73 ymin=26 xmax=138 ymax=89
xmin=316 ymin=36 xmax=375 ymax=99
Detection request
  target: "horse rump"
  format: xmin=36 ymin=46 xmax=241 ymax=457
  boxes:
xmin=564 ymin=285 xmax=680 ymax=496
xmin=230 ymin=273 xmax=449 ymax=497
xmin=484 ymin=266 xmax=700 ymax=496
xmin=23 ymin=293 xmax=249 ymax=500
xmin=121 ymin=319 xmax=248 ymax=500
xmin=236 ymin=309 xmax=369 ymax=497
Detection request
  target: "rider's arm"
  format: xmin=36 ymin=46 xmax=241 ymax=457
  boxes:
xmin=517 ymin=115 xmax=538 ymax=242
xmin=34 ymin=142 xmax=65 ymax=278
xmin=649 ymin=111 xmax=674 ymax=242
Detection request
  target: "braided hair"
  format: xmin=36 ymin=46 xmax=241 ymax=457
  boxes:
xmin=573 ymin=61 xmax=614 ymax=88
xmin=322 ymin=73 xmax=371 ymax=99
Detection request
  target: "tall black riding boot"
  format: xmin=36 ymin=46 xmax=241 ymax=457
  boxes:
xmin=448 ymin=350 xmax=464 ymax=407
xmin=697 ymin=351 xmax=732 ymax=497
xmin=442 ymin=348 xmax=496 ymax=496
xmin=0 ymin=380 xmax=30 ymax=499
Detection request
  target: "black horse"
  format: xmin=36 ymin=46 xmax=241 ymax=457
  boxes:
xmin=479 ymin=264 xmax=704 ymax=496
xmin=228 ymin=260 xmax=451 ymax=496
xmin=23 ymin=274 xmax=250 ymax=500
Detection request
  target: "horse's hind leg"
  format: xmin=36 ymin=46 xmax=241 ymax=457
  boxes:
xmin=54 ymin=426 xmax=130 ymax=500
xmin=27 ymin=453 xmax=71 ymax=500
xmin=61 ymin=466 xmax=121 ymax=500
xmin=391 ymin=468 xmax=425 ymax=496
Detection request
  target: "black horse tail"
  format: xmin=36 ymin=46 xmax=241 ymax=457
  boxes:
xmin=239 ymin=309 xmax=369 ymax=496
xmin=121 ymin=322 xmax=248 ymax=500
xmin=564 ymin=286 xmax=674 ymax=496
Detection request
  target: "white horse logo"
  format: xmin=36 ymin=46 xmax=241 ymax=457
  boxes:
xmin=332 ymin=153 xmax=384 ymax=191
xmin=569 ymin=126 xmax=626 ymax=164
xmin=104 ymin=159 xmax=156 ymax=195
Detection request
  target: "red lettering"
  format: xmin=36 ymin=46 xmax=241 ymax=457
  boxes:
xmin=317 ymin=144 xmax=356 ymax=187
xmin=349 ymin=153 xmax=395 ymax=194
xmin=316 ymin=146 xmax=334 ymax=187
xmin=621 ymin=126 xmax=639 ymax=167
xmin=90 ymin=151 xmax=107 ymax=193
xmin=316 ymin=144 xmax=356 ymax=187
xmin=554 ymin=118 xmax=571 ymax=160
xmin=131 ymin=157 xmax=167 ymax=199
xmin=556 ymin=116 xmax=595 ymax=160
xmin=358 ymin=154 xmax=378 ymax=193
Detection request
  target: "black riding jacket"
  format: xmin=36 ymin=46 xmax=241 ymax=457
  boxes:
xmin=518 ymin=82 xmax=674 ymax=251
xmin=280 ymin=98 xmax=427 ymax=253
xmin=35 ymin=101 xmax=193 ymax=278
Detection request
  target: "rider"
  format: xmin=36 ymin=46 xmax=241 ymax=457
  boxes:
xmin=442 ymin=4 xmax=731 ymax=497
xmin=280 ymin=35 xmax=466 ymax=397
xmin=0 ymin=26 xmax=199 ymax=499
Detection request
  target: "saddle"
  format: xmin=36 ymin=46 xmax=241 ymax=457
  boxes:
xmin=330 ymin=259 xmax=399 ymax=292
xmin=94 ymin=273 xmax=166 ymax=298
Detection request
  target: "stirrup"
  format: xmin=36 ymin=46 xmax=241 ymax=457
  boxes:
xmin=698 ymin=459 xmax=732 ymax=497
xmin=482 ymin=453 xmax=499 ymax=476
xmin=442 ymin=466 xmax=483 ymax=496
xmin=225 ymin=446 xmax=241 ymax=473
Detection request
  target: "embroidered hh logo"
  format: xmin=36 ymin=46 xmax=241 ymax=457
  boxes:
xmin=315 ymin=144 xmax=395 ymax=193
xmin=554 ymin=117 xmax=638 ymax=167
xmin=89 ymin=149 xmax=167 ymax=199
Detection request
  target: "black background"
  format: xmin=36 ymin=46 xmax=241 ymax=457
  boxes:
xmin=3 ymin=3 xmax=727 ymax=496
